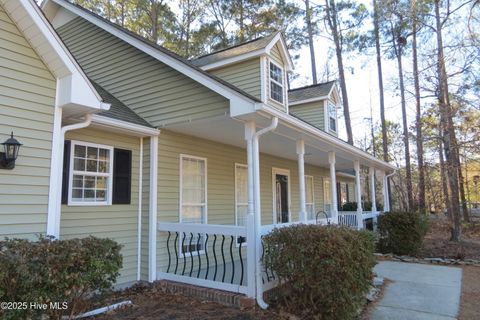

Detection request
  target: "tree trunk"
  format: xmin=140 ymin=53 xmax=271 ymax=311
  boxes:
xmin=439 ymin=130 xmax=452 ymax=220
xmin=392 ymin=29 xmax=414 ymax=211
xmin=435 ymin=0 xmax=461 ymax=241
xmin=325 ymin=0 xmax=353 ymax=145
xmin=373 ymin=0 xmax=388 ymax=162
xmin=412 ymin=0 xmax=425 ymax=214
xmin=458 ymin=155 xmax=470 ymax=221
xmin=305 ymin=0 xmax=317 ymax=84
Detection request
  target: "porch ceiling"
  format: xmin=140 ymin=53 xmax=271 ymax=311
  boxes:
xmin=162 ymin=115 xmax=390 ymax=172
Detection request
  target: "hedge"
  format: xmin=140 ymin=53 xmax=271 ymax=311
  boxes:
xmin=377 ymin=211 xmax=428 ymax=256
xmin=263 ymin=224 xmax=376 ymax=320
xmin=0 ymin=236 xmax=122 ymax=320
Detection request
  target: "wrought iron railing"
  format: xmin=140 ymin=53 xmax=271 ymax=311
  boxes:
xmin=157 ymin=222 xmax=248 ymax=294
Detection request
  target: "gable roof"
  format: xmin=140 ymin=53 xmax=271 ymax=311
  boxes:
xmin=191 ymin=32 xmax=294 ymax=71
xmin=1 ymin=0 xmax=108 ymax=114
xmin=42 ymin=0 xmax=261 ymax=107
xmin=91 ymin=82 xmax=154 ymax=128
xmin=288 ymin=81 xmax=337 ymax=105
xmin=192 ymin=32 xmax=279 ymax=67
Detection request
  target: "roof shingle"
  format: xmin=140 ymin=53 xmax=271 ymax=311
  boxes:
xmin=288 ymin=81 xmax=336 ymax=104
xmin=191 ymin=32 xmax=279 ymax=67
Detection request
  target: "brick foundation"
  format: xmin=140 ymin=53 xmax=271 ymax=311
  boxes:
xmin=157 ymin=280 xmax=256 ymax=309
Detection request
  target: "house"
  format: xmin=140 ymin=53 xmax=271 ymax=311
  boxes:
xmin=0 ymin=0 xmax=396 ymax=304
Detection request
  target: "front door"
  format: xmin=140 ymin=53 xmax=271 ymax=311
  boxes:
xmin=273 ymin=169 xmax=290 ymax=223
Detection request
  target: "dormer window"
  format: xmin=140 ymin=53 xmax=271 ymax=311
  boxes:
xmin=328 ymin=102 xmax=337 ymax=132
xmin=269 ymin=61 xmax=284 ymax=104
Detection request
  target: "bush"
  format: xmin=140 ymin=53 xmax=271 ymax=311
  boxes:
xmin=377 ymin=211 xmax=428 ymax=256
xmin=340 ymin=201 xmax=384 ymax=211
xmin=0 ymin=236 xmax=122 ymax=320
xmin=263 ymin=225 xmax=376 ymax=320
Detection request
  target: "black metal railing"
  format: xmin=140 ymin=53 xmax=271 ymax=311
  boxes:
xmin=163 ymin=230 xmax=246 ymax=286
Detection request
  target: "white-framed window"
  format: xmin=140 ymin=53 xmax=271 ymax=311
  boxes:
xmin=324 ymin=178 xmax=332 ymax=215
xmin=339 ymin=182 xmax=349 ymax=205
xmin=180 ymin=154 xmax=207 ymax=255
xmin=69 ymin=141 xmax=113 ymax=206
xmin=305 ymin=175 xmax=315 ymax=220
xmin=235 ymin=164 xmax=248 ymax=245
xmin=328 ymin=102 xmax=337 ymax=132
xmin=269 ymin=60 xmax=284 ymax=104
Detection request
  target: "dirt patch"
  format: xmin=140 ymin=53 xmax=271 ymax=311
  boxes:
xmin=85 ymin=283 xmax=288 ymax=320
xmin=420 ymin=215 xmax=480 ymax=260
xmin=459 ymin=266 xmax=480 ymax=320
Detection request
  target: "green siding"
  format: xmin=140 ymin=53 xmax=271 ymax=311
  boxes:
xmin=0 ymin=5 xmax=55 ymax=240
xmin=210 ymin=59 xmax=261 ymax=99
xmin=269 ymin=43 xmax=283 ymax=66
xmin=62 ymin=128 xmax=141 ymax=285
xmin=289 ymin=101 xmax=325 ymax=131
xmin=55 ymin=18 xmax=230 ymax=128
xmin=155 ymin=130 xmax=332 ymax=269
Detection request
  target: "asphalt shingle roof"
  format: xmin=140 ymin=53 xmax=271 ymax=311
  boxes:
xmin=92 ymin=81 xmax=154 ymax=128
xmin=191 ymin=32 xmax=279 ymax=67
xmin=288 ymin=81 xmax=336 ymax=103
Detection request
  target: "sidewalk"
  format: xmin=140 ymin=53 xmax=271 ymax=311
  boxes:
xmin=371 ymin=261 xmax=463 ymax=320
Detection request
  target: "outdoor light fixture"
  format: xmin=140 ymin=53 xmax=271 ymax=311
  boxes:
xmin=0 ymin=132 xmax=22 ymax=170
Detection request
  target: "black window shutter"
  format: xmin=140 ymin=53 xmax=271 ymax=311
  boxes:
xmin=112 ymin=148 xmax=132 ymax=204
xmin=61 ymin=140 xmax=71 ymax=204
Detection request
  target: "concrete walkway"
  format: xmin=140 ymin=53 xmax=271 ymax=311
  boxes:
xmin=371 ymin=261 xmax=463 ymax=320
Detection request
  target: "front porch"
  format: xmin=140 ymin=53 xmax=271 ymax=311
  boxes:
xmin=150 ymin=114 xmax=395 ymax=302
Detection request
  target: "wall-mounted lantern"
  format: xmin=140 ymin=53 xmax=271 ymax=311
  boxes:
xmin=0 ymin=132 xmax=22 ymax=170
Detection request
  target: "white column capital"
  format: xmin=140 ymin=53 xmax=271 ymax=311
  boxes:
xmin=296 ymin=139 xmax=305 ymax=155
xmin=328 ymin=151 xmax=336 ymax=164
xmin=244 ymin=121 xmax=256 ymax=141
xmin=354 ymin=160 xmax=360 ymax=172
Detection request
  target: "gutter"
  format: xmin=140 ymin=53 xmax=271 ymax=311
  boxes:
xmin=253 ymin=117 xmax=278 ymax=309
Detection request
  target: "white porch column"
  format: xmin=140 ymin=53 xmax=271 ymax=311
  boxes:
xmin=369 ymin=167 xmax=377 ymax=231
xmin=244 ymin=121 xmax=256 ymax=298
xmin=297 ymin=139 xmax=307 ymax=222
xmin=382 ymin=171 xmax=390 ymax=212
xmin=369 ymin=167 xmax=377 ymax=213
xmin=148 ymin=135 xmax=158 ymax=282
xmin=354 ymin=160 xmax=363 ymax=229
xmin=329 ymin=152 xmax=338 ymax=224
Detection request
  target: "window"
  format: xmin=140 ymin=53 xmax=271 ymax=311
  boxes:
xmin=305 ymin=176 xmax=315 ymax=220
xmin=269 ymin=61 xmax=284 ymax=104
xmin=235 ymin=164 xmax=248 ymax=245
xmin=69 ymin=141 xmax=113 ymax=205
xmin=339 ymin=182 xmax=349 ymax=206
xmin=180 ymin=155 xmax=207 ymax=254
xmin=324 ymin=178 xmax=332 ymax=215
xmin=328 ymin=102 xmax=337 ymax=132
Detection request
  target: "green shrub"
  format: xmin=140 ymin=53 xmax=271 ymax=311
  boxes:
xmin=340 ymin=201 xmax=384 ymax=211
xmin=377 ymin=211 xmax=428 ymax=256
xmin=263 ymin=225 xmax=376 ymax=320
xmin=0 ymin=236 xmax=122 ymax=320
xmin=341 ymin=201 xmax=358 ymax=211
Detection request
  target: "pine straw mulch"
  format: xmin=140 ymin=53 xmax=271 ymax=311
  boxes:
xmin=85 ymin=283 xmax=290 ymax=320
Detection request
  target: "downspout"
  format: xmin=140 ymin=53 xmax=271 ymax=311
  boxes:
xmin=137 ymin=137 xmax=143 ymax=281
xmin=253 ymin=117 xmax=278 ymax=309
xmin=50 ymin=114 xmax=92 ymax=238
